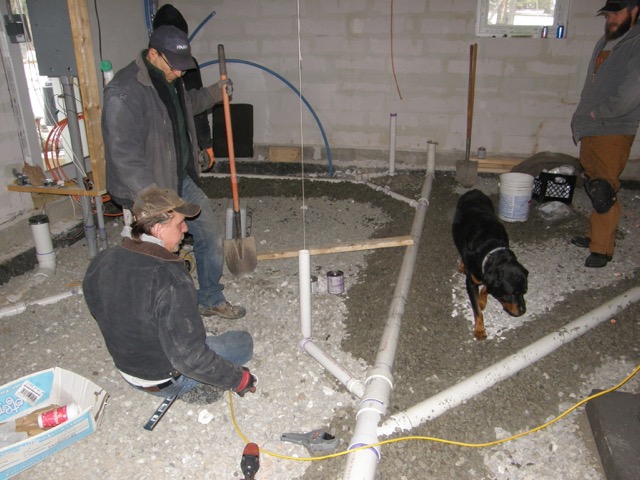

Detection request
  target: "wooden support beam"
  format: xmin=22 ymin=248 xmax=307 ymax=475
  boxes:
xmin=7 ymin=184 xmax=102 ymax=197
xmin=257 ymin=235 xmax=414 ymax=261
xmin=477 ymin=157 xmax=523 ymax=173
xmin=67 ymin=0 xmax=106 ymax=194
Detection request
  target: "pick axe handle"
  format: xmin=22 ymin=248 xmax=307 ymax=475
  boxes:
xmin=465 ymin=43 xmax=477 ymax=163
xmin=218 ymin=44 xmax=240 ymax=213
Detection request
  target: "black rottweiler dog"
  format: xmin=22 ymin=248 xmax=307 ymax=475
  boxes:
xmin=452 ymin=189 xmax=528 ymax=340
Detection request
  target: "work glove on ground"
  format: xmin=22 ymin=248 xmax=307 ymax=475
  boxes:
xmin=234 ymin=367 xmax=257 ymax=397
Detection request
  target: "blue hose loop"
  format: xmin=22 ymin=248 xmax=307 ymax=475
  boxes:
xmin=189 ymin=11 xmax=216 ymax=43
xmin=143 ymin=0 xmax=153 ymax=37
xmin=200 ymin=58 xmax=334 ymax=177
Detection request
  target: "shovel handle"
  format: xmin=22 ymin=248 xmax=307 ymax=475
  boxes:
xmin=465 ymin=43 xmax=477 ymax=163
xmin=218 ymin=44 xmax=240 ymax=213
xmin=217 ymin=44 xmax=227 ymax=78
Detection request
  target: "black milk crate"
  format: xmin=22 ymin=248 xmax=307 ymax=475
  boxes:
xmin=532 ymin=172 xmax=577 ymax=204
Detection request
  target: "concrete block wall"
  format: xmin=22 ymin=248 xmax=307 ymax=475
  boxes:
xmin=175 ymin=0 xmax=624 ymax=163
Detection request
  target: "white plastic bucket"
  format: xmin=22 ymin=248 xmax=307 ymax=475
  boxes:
xmin=498 ymin=173 xmax=535 ymax=222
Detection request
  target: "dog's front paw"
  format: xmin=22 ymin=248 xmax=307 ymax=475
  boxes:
xmin=473 ymin=328 xmax=487 ymax=340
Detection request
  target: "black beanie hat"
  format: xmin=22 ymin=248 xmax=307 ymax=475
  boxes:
xmin=153 ymin=4 xmax=188 ymax=34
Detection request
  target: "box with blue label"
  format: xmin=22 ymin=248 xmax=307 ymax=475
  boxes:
xmin=0 ymin=368 xmax=108 ymax=479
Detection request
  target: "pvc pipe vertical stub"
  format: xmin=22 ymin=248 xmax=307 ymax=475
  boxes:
xmin=389 ymin=113 xmax=397 ymax=176
xmin=426 ymin=140 xmax=437 ymax=175
xmin=299 ymin=249 xmax=312 ymax=339
xmin=29 ymin=214 xmax=56 ymax=275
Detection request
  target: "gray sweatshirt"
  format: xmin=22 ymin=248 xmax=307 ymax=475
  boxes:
xmin=571 ymin=23 xmax=640 ymax=144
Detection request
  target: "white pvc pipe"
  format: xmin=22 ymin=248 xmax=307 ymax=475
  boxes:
xmin=299 ymin=249 xmax=312 ymax=339
xmin=0 ymin=286 xmax=83 ymax=319
xmin=427 ymin=140 xmax=437 ymax=175
xmin=29 ymin=214 xmax=56 ymax=276
xmin=389 ymin=113 xmax=397 ymax=176
xmin=343 ymin=173 xmax=434 ymax=480
xmin=299 ymin=339 xmax=365 ymax=398
xmin=363 ymin=183 xmax=418 ymax=208
xmin=378 ymin=285 xmax=640 ymax=436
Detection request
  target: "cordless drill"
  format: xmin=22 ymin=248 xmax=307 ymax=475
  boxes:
xmin=240 ymin=442 xmax=260 ymax=480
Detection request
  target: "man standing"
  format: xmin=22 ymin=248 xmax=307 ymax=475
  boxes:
xmin=571 ymin=0 xmax=640 ymax=267
xmin=83 ymin=187 xmax=256 ymax=399
xmin=152 ymin=4 xmax=216 ymax=171
xmin=102 ymin=25 xmax=245 ymax=318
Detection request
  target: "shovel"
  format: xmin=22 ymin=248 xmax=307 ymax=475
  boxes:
xmin=218 ymin=44 xmax=257 ymax=276
xmin=456 ymin=43 xmax=479 ymax=187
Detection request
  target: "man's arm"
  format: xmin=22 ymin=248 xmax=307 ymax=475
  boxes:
xmin=102 ymin=89 xmax=157 ymax=197
xmin=156 ymin=278 xmax=244 ymax=390
xmin=184 ymin=79 xmax=230 ymax=116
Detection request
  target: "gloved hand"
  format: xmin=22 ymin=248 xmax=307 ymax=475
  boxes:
xmin=234 ymin=367 xmax=257 ymax=397
xmin=217 ymin=77 xmax=233 ymax=98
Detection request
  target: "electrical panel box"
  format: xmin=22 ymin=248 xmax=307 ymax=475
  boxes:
xmin=25 ymin=0 xmax=77 ymax=77
xmin=3 ymin=14 xmax=30 ymax=43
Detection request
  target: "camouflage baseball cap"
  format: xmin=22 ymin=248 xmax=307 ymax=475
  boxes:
xmin=132 ymin=187 xmax=200 ymax=220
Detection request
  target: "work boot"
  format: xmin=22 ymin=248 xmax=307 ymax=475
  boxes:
xmin=585 ymin=253 xmax=612 ymax=268
xmin=199 ymin=301 xmax=246 ymax=320
xmin=571 ymin=236 xmax=590 ymax=248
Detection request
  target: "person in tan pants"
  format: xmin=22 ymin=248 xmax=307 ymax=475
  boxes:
xmin=570 ymin=0 xmax=640 ymax=268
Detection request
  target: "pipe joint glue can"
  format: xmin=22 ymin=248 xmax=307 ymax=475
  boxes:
xmin=327 ymin=271 xmax=344 ymax=294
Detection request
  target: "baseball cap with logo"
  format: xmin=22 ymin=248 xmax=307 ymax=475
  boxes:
xmin=598 ymin=0 xmax=639 ymax=13
xmin=149 ymin=25 xmax=195 ymax=71
xmin=132 ymin=187 xmax=200 ymax=220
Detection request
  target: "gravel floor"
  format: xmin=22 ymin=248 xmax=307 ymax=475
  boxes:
xmin=0 ymin=166 xmax=638 ymax=479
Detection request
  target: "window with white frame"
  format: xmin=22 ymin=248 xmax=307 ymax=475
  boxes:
xmin=477 ymin=0 xmax=572 ymax=37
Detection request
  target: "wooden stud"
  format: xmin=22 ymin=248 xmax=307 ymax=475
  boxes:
xmin=257 ymin=235 xmax=414 ymax=260
xmin=67 ymin=0 xmax=106 ymax=194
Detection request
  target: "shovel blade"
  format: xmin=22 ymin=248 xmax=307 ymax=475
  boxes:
xmin=224 ymin=236 xmax=258 ymax=277
xmin=456 ymin=159 xmax=478 ymax=188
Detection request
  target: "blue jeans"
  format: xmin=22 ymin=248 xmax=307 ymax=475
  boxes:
xmin=145 ymin=331 xmax=254 ymax=398
xmin=181 ymin=176 xmax=226 ymax=308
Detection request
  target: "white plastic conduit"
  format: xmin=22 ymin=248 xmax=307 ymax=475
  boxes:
xmin=427 ymin=140 xmax=437 ymax=173
xmin=299 ymin=249 xmax=312 ymax=339
xmin=300 ymin=338 xmax=366 ymax=398
xmin=343 ymin=170 xmax=435 ymax=480
xmin=29 ymin=214 xmax=56 ymax=277
xmin=378 ymin=285 xmax=640 ymax=436
xmin=298 ymin=249 xmax=365 ymax=398
xmin=389 ymin=113 xmax=397 ymax=176
xmin=0 ymin=286 xmax=83 ymax=319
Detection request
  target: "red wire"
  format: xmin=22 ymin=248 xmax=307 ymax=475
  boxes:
xmin=43 ymin=126 xmax=61 ymax=182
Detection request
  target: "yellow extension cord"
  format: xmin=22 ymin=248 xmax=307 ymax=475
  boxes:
xmin=228 ymin=364 xmax=640 ymax=462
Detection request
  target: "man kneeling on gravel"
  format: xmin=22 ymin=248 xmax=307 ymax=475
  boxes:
xmin=83 ymin=187 xmax=257 ymax=400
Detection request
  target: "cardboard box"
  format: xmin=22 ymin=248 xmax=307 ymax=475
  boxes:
xmin=0 ymin=368 xmax=108 ymax=479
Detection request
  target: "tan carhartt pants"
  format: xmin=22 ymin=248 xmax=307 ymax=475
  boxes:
xmin=579 ymin=134 xmax=634 ymax=256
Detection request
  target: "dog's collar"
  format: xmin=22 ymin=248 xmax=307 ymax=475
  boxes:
xmin=482 ymin=247 xmax=508 ymax=274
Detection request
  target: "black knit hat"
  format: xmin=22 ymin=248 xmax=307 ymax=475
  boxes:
xmin=598 ymin=0 xmax=639 ymax=13
xmin=153 ymin=4 xmax=188 ymax=33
